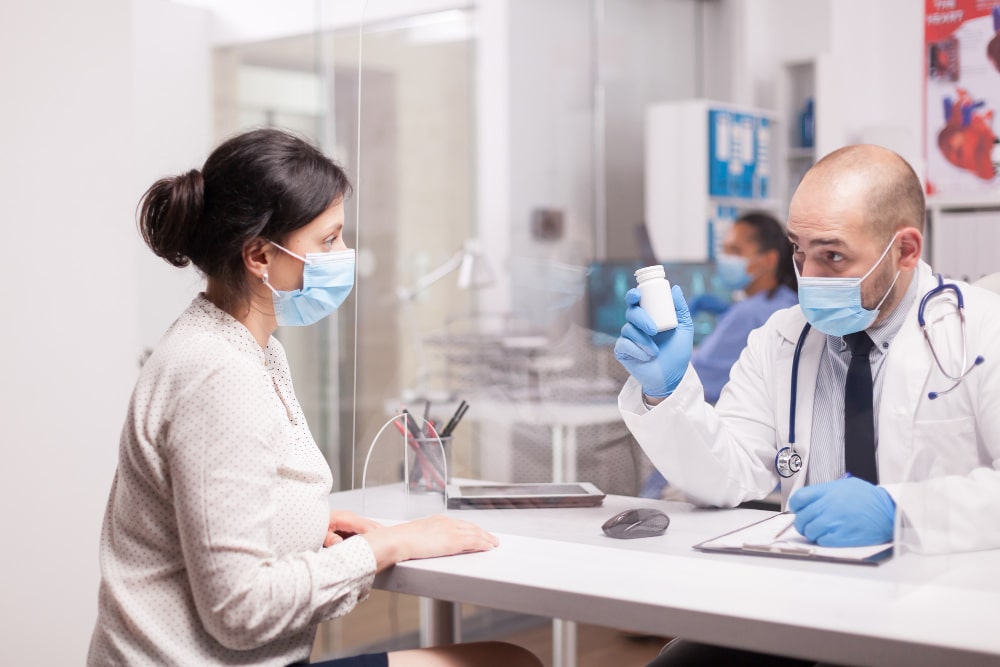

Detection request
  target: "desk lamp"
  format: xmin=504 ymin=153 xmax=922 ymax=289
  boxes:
xmin=397 ymin=239 xmax=495 ymax=401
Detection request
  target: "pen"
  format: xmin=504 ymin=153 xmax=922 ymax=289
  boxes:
xmin=773 ymin=472 xmax=853 ymax=540
xmin=401 ymin=409 xmax=423 ymax=439
xmin=773 ymin=512 xmax=797 ymax=540
xmin=393 ymin=418 xmax=445 ymax=488
xmin=441 ymin=400 xmax=467 ymax=437
xmin=442 ymin=401 xmax=469 ymax=437
xmin=422 ymin=400 xmax=432 ymax=437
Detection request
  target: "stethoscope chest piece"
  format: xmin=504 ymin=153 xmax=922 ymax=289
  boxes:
xmin=775 ymin=446 xmax=802 ymax=478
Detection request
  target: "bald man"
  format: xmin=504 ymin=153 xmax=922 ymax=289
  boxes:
xmin=616 ymin=144 xmax=1000 ymax=554
xmin=616 ymin=145 xmax=1000 ymax=664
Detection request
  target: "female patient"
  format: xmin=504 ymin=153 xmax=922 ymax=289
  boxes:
xmin=88 ymin=128 xmax=541 ymax=667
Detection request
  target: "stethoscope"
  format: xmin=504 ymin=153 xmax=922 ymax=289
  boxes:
xmin=774 ymin=323 xmax=810 ymax=478
xmin=918 ymin=274 xmax=985 ymax=399
xmin=774 ymin=275 xmax=986 ymax=479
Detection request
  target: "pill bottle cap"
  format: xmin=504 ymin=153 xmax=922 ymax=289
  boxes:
xmin=634 ymin=265 xmax=666 ymax=283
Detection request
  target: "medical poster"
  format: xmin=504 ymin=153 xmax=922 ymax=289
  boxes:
xmin=925 ymin=0 xmax=1000 ymax=196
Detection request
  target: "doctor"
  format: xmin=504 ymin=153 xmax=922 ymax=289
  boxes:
xmin=615 ymin=144 xmax=1000 ymax=556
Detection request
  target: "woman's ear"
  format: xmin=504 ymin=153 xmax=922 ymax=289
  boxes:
xmin=897 ymin=227 xmax=923 ymax=271
xmin=243 ymin=237 xmax=273 ymax=282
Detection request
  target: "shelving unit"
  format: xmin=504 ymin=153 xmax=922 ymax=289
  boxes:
xmin=644 ymin=99 xmax=778 ymax=262
xmin=776 ymin=59 xmax=817 ymax=214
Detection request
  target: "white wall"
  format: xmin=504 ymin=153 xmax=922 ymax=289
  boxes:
xmin=734 ymin=0 xmax=923 ymax=168
xmin=0 ymin=0 xmax=211 ymax=662
xmin=134 ymin=0 xmax=212 ymax=351
xmin=0 ymin=1 xmax=136 ymax=662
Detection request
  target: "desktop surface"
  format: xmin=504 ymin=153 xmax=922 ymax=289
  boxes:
xmin=330 ymin=484 xmax=1000 ymax=666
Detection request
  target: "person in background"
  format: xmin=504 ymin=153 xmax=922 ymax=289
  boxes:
xmin=640 ymin=213 xmax=797 ymax=498
xmin=689 ymin=212 xmax=799 ymax=404
xmin=88 ymin=128 xmax=542 ymax=667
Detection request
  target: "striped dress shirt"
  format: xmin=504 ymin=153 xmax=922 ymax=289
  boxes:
xmin=806 ymin=273 xmax=919 ymax=484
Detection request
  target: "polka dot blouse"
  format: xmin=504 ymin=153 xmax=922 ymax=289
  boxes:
xmin=88 ymin=295 xmax=377 ymax=666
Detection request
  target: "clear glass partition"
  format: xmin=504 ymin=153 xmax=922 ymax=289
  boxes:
xmin=212 ymin=0 xmax=706 ymax=658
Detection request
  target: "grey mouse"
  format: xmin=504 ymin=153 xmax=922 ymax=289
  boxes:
xmin=602 ymin=507 xmax=670 ymax=539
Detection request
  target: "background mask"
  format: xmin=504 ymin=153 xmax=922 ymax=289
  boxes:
xmin=716 ymin=253 xmax=753 ymax=291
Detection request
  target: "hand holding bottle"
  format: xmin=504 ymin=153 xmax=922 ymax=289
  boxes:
xmin=614 ymin=284 xmax=694 ymax=398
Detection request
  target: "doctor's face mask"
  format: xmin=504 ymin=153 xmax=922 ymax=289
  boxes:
xmin=263 ymin=242 xmax=356 ymax=327
xmin=794 ymin=232 xmax=900 ymax=336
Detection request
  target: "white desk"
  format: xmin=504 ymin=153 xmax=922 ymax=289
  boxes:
xmin=382 ymin=398 xmax=623 ymax=666
xmin=330 ymin=484 xmax=1000 ymax=667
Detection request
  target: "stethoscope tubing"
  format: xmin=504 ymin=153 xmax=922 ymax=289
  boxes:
xmin=778 ymin=274 xmax=983 ymax=477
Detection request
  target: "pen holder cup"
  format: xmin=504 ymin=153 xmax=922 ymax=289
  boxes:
xmin=407 ymin=436 xmax=452 ymax=493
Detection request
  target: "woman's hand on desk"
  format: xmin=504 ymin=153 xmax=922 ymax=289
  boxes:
xmin=362 ymin=515 xmax=499 ymax=572
xmin=324 ymin=510 xmax=383 ymax=547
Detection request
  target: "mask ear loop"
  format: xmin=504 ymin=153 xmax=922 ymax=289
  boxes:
xmin=261 ymin=270 xmax=280 ymax=297
xmin=865 ymin=232 xmax=903 ymax=313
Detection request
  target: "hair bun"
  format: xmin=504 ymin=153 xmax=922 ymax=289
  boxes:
xmin=138 ymin=168 xmax=205 ymax=267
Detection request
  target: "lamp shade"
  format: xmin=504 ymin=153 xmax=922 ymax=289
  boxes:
xmin=456 ymin=239 xmax=495 ymax=290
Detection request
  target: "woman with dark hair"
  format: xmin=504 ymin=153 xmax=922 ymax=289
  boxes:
xmin=689 ymin=211 xmax=799 ymax=404
xmin=88 ymin=128 xmax=541 ymax=667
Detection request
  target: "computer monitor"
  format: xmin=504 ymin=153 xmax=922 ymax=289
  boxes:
xmin=586 ymin=260 xmax=727 ymax=346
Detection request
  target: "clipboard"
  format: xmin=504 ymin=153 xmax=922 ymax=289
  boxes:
xmin=693 ymin=512 xmax=893 ymax=566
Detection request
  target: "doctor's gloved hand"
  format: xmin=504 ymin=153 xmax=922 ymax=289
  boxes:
xmin=613 ymin=285 xmax=694 ymax=398
xmin=788 ymin=477 xmax=896 ymax=547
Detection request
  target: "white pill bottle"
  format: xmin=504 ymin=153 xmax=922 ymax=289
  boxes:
xmin=634 ymin=265 xmax=678 ymax=332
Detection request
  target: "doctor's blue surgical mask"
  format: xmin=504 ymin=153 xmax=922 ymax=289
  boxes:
xmin=263 ymin=242 xmax=356 ymax=327
xmin=716 ymin=254 xmax=753 ymax=291
xmin=794 ymin=232 xmax=900 ymax=336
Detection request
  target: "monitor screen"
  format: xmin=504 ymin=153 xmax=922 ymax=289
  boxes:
xmin=586 ymin=260 xmax=727 ymax=346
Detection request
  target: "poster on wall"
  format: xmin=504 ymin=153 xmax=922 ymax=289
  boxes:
xmin=925 ymin=0 xmax=1000 ymax=196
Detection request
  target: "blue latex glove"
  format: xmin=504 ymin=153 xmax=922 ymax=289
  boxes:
xmin=788 ymin=477 xmax=896 ymax=547
xmin=613 ymin=285 xmax=694 ymax=397
xmin=687 ymin=293 xmax=730 ymax=317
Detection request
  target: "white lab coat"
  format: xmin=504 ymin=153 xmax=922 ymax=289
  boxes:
xmin=620 ymin=262 xmax=1000 ymax=553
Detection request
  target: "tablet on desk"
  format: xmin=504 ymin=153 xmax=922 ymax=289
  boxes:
xmin=446 ymin=482 xmax=606 ymax=509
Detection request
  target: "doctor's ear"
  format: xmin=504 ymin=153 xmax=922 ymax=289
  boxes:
xmin=243 ymin=237 xmax=274 ymax=281
xmin=896 ymin=228 xmax=923 ymax=271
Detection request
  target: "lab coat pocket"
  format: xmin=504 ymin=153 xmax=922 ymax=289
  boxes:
xmin=909 ymin=416 xmax=979 ymax=477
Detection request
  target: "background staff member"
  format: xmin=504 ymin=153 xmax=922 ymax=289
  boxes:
xmin=615 ymin=144 xmax=1000 ymax=555
xmin=88 ymin=128 xmax=541 ymax=667
xmin=688 ymin=212 xmax=799 ymax=405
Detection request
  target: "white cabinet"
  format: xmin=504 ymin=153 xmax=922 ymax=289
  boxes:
xmin=645 ymin=99 xmax=778 ymax=262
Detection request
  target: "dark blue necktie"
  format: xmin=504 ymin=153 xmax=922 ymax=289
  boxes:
xmin=844 ymin=331 xmax=878 ymax=484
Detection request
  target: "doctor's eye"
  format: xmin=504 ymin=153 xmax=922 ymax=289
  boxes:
xmin=825 ymin=251 xmax=845 ymax=263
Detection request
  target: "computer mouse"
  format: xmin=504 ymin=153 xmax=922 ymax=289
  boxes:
xmin=601 ymin=507 xmax=670 ymax=539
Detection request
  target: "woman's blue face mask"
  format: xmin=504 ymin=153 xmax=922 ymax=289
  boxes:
xmin=794 ymin=233 xmax=900 ymax=336
xmin=264 ymin=242 xmax=355 ymax=327
xmin=716 ymin=253 xmax=753 ymax=291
